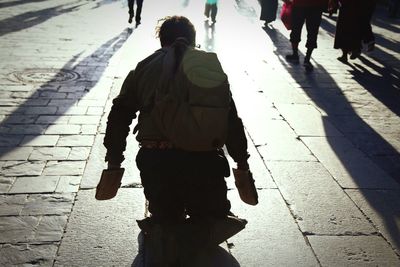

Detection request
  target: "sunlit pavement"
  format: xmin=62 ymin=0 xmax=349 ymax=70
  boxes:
xmin=0 ymin=0 xmax=400 ymax=266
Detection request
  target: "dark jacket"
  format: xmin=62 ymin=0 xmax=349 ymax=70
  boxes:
xmin=103 ymin=48 xmax=249 ymax=165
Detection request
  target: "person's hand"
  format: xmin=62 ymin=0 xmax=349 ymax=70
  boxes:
xmin=107 ymin=162 xmax=121 ymax=170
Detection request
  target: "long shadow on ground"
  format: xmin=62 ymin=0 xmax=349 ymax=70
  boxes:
xmin=0 ymin=28 xmax=132 ymax=158
xmin=262 ymin=13 xmax=400 ymax=253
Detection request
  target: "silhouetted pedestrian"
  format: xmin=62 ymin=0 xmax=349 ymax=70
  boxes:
xmin=361 ymin=0 xmax=377 ymax=52
xmin=260 ymin=0 xmax=278 ymax=26
xmin=285 ymin=0 xmax=329 ymax=71
xmin=204 ymin=0 xmax=218 ymax=23
xmin=333 ymin=0 xmax=363 ymax=63
xmin=128 ymin=0 xmax=144 ymax=25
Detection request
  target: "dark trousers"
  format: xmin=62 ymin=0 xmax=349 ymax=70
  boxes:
xmin=260 ymin=0 xmax=278 ymax=23
xmin=389 ymin=0 xmax=400 ymax=17
xmin=205 ymin=3 xmax=218 ymax=22
xmin=128 ymin=0 xmax=144 ymax=23
xmin=361 ymin=1 xmax=376 ymax=43
xmin=136 ymin=148 xmax=231 ymax=222
xmin=290 ymin=6 xmax=323 ymax=49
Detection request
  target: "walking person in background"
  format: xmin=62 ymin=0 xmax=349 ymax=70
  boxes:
xmin=361 ymin=0 xmax=377 ymax=52
xmin=260 ymin=0 xmax=279 ymax=27
xmin=284 ymin=0 xmax=329 ymax=71
xmin=332 ymin=0 xmax=363 ymax=63
xmin=204 ymin=0 xmax=218 ymax=23
xmin=128 ymin=0 xmax=144 ymax=25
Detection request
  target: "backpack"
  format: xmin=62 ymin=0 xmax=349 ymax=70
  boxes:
xmin=151 ymin=40 xmax=231 ymax=151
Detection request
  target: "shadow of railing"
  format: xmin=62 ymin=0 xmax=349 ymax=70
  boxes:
xmin=262 ymin=18 xmax=400 ymax=253
xmin=0 ymin=2 xmax=86 ymax=37
xmin=0 ymin=28 xmax=132 ymax=159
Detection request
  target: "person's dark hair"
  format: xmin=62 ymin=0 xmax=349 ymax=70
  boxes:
xmin=156 ymin=16 xmax=196 ymax=47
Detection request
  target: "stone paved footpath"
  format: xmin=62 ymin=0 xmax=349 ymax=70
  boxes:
xmin=0 ymin=0 xmax=400 ymax=266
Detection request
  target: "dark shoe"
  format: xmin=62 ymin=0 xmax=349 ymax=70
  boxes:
xmin=337 ymin=55 xmax=348 ymax=64
xmin=350 ymin=51 xmax=360 ymax=60
xmin=128 ymin=14 xmax=133 ymax=24
xmin=135 ymin=20 xmax=141 ymax=27
xmin=285 ymin=54 xmax=299 ymax=64
xmin=303 ymin=60 xmax=314 ymax=71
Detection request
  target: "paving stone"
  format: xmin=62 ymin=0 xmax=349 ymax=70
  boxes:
xmin=0 ymin=134 xmax=22 ymax=146
xmin=45 ymin=124 xmax=81 ymax=135
xmin=266 ymin=161 xmax=376 ymax=235
xmin=0 ymin=177 xmax=15 ymax=193
xmin=80 ymin=134 xmax=141 ymax=189
xmin=80 ymin=125 xmax=98 ymax=135
xmin=347 ymin=132 xmax=400 ymax=156
xmin=68 ymin=147 xmax=91 ymax=160
xmin=0 ymin=146 xmax=33 ymax=160
xmin=308 ymin=236 xmax=400 ymax=266
xmin=8 ymin=124 xmax=47 ymax=134
xmin=301 ymin=136 xmax=400 ymax=189
xmin=55 ymin=189 xmax=145 ymax=267
xmin=0 ymin=194 xmax=74 ymax=216
xmin=370 ymin=154 xmax=400 ymax=183
xmin=0 ymin=243 xmax=58 ymax=267
xmin=257 ymin=139 xmax=317 ymax=162
xmin=246 ymin=120 xmax=317 ymax=161
xmin=0 ymin=194 xmax=26 ymax=216
xmin=36 ymin=115 xmax=70 ymax=124
xmin=8 ymin=176 xmax=60 ymax=194
xmin=228 ymin=190 xmax=319 ymax=266
xmin=48 ymin=99 xmax=76 ymax=107
xmin=20 ymin=194 xmax=75 ymax=216
xmin=24 ymin=106 xmax=57 ymax=115
xmin=3 ymin=115 xmax=38 ymax=124
xmin=346 ymin=189 xmax=400 ymax=255
xmin=55 ymin=176 xmax=81 ymax=193
xmin=226 ymin=133 xmax=277 ymax=190
xmin=0 ymin=215 xmax=67 ymax=243
xmin=68 ymin=115 xmax=101 ymax=125
xmin=29 ymin=147 xmax=71 ymax=161
xmin=42 ymin=161 xmax=86 ymax=176
xmin=1 ymin=161 xmax=46 ymax=177
xmin=21 ymin=135 xmax=59 ymax=146
xmin=77 ymin=100 xmax=107 ymax=107
xmin=57 ymin=135 xmax=95 ymax=147
xmin=56 ymin=106 xmax=87 ymax=115
xmin=86 ymin=107 xmax=104 ymax=115
xmin=276 ymin=103 xmax=343 ymax=137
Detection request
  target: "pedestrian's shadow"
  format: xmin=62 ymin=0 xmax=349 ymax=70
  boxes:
xmin=263 ymin=20 xmax=400 ymax=252
xmin=0 ymin=2 xmax=86 ymax=37
xmin=0 ymin=0 xmax=48 ymax=9
xmin=0 ymin=28 xmax=132 ymax=158
xmin=131 ymin=232 xmax=241 ymax=267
